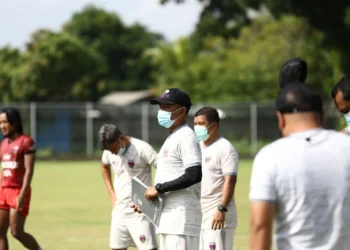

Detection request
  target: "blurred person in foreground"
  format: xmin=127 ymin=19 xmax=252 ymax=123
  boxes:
xmin=98 ymin=124 xmax=158 ymax=250
xmin=0 ymin=107 xmax=43 ymax=250
xmin=250 ymin=83 xmax=350 ymax=250
xmin=331 ymin=75 xmax=350 ymax=134
xmin=137 ymin=88 xmax=202 ymax=250
xmin=193 ymin=107 xmax=239 ymax=250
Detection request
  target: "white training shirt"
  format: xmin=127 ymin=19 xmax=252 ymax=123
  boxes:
xmin=101 ymin=137 xmax=158 ymax=215
xmin=250 ymin=129 xmax=350 ymax=250
xmin=200 ymin=137 xmax=239 ymax=229
xmin=155 ymin=124 xmax=202 ymax=236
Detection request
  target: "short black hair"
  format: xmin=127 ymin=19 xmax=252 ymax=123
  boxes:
xmin=0 ymin=107 xmax=23 ymax=134
xmin=98 ymin=124 xmax=122 ymax=150
xmin=194 ymin=107 xmax=220 ymax=126
xmin=276 ymin=82 xmax=323 ymax=115
xmin=331 ymin=75 xmax=350 ymax=101
xmin=279 ymin=58 xmax=307 ymax=89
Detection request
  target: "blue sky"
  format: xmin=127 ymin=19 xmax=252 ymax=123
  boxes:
xmin=0 ymin=0 xmax=202 ymax=48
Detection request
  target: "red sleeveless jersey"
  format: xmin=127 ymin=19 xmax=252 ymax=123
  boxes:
xmin=0 ymin=134 xmax=36 ymax=188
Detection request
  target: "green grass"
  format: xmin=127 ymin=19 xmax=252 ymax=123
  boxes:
xmin=8 ymin=160 xmax=252 ymax=250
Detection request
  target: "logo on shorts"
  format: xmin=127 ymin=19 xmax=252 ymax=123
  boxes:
xmin=209 ymin=242 xmax=216 ymax=250
xmin=128 ymin=160 xmax=135 ymax=168
xmin=139 ymin=235 xmax=146 ymax=243
xmin=205 ymin=157 xmax=211 ymax=163
xmin=12 ymin=146 xmax=19 ymax=155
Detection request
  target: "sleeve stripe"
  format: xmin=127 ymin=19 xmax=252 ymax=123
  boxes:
xmin=223 ymin=172 xmax=237 ymax=176
xmin=184 ymin=162 xmax=201 ymax=168
xmin=24 ymin=150 xmax=36 ymax=154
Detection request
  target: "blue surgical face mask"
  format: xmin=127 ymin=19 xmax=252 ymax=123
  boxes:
xmin=194 ymin=124 xmax=213 ymax=141
xmin=344 ymin=112 xmax=350 ymax=125
xmin=157 ymin=107 xmax=183 ymax=128
xmin=117 ymin=141 xmax=126 ymax=156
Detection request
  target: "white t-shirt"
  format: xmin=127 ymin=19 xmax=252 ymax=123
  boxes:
xmin=250 ymin=129 xmax=350 ymax=250
xmin=101 ymin=137 xmax=158 ymax=215
xmin=155 ymin=124 xmax=202 ymax=236
xmin=200 ymin=137 xmax=239 ymax=229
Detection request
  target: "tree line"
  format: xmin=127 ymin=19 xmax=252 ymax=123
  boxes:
xmin=0 ymin=1 xmax=349 ymax=103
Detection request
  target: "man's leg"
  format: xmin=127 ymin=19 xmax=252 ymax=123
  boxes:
xmin=223 ymin=228 xmax=235 ymax=250
xmin=159 ymin=234 xmax=199 ymax=250
xmin=127 ymin=214 xmax=158 ymax=250
xmin=110 ymin=213 xmax=133 ymax=250
xmin=0 ymin=209 xmax=9 ymax=250
xmin=200 ymin=228 xmax=235 ymax=250
xmin=9 ymin=208 xmax=41 ymax=250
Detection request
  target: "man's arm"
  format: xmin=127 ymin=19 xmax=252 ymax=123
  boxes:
xmin=157 ymin=165 xmax=202 ymax=193
xmin=250 ymin=201 xmax=275 ymax=250
xmin=22 ymin=153 xmax=35 ymax=198
xmin=144 ymin=165 xmax=202 ymax=199
xmin=100 ymin=162 xmax=116 ymax=207
xmin=212 ymin=175 xmax=237 ymax=230
xmin=20 ymin=138 xmax=37 ymax=206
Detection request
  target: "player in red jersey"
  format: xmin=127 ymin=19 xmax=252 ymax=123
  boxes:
xmin=0 ymin=108 xmax=42 ymax=250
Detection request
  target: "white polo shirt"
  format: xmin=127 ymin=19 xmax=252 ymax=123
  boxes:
xmin=200 ymin=137 xmax=239 ymax=229
xmin=250 ymin=129 xmax=350 ymax=250
xmin=101 ymin=137 xmax=158 ymax=215
xmin=155 ymin=124 xmax=202 ymax=236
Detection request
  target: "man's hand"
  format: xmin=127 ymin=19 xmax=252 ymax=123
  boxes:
xmin=145 ymin=186 xmax=159 ymax=200
xmin=16 ymin=194 xmax=25 ymax=211
xmin=110 ymin=194 xmax=116 ymax=208
xmin=130 ymin=204 xmax=143 ymax=213
xmin=212 ymin=210 xmax=225 ymax=230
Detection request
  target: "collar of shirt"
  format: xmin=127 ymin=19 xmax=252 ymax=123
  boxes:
xmin=289 ymin=128 xmax=323 ymax=141
xmin=169 ymin=123 xmax=188 ymax=137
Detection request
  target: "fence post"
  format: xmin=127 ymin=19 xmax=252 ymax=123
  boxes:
xmin=30 ymin=102 xmax=37 ymax=142
xmin=250 ymin=102 xmax=258 ymax=156
xmin=141 ymin=102 xmax=149 ymax=142
xmin=86 ymin=102 xmax=94 ymax=157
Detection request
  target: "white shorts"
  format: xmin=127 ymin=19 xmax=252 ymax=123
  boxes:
xmin=160 ymin=234 xmax=199 ymax=250
xmin=110 ymin=212 xmax=157 ymax=250
xmin=199 ymin=228 xmax=235 ymax=250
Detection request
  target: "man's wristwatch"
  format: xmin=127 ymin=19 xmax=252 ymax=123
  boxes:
xmin=217 ymin=204 xmax=228 ymax=212
xmin=154 ymin=183 xmax=163 ymax=194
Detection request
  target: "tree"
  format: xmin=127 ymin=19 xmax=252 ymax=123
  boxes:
xmin=161 ymin=0 xmax=350 ymax=72
xmin=63 ymin=5 xmax=163 ymax=91
xmin=17 ymin=29 xmax=107 ymax=101
xmin=148 ymin=14 xmax=342 ymax=102
xmin=0 ymin=46 xmax=22 ymax=102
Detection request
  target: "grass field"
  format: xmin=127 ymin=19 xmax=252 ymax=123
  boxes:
xmin=8 ymin=160 xmax=252 ymax=250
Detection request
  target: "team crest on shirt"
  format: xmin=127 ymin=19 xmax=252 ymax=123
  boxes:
xmin=128 ymin=160 xmax=135 ymax=168
xmin=3 ymin=154 xmax=11 ymax=160
xmin=209 ymin=242 xmax=216 ymax=250
xmin=161 ymin=89 xmax=170 ymax=98
xmin=163 ymin=149 xmax=168 ymax=157
xmin=139 ymin=235 xmax=146 ymax=243
xmin=205 ymin=156 xmax=211 ymax=163
xmin=12 ymin=146 xmax=19 ymax=155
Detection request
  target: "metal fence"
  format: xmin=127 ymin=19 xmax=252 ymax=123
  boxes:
xmin=0 ymin=102 xmax=342 ymax=159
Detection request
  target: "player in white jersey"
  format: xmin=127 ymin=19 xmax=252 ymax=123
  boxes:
xmin=98 ymin=124 xmax=158 ymax=250
xmin=193 ymin=107 xmax=239 ymax=250
xmin=140 ymin=88 xmax=202 ymax=250
xmin=331 ymin=75 xmax=350 ymax=134
xmin=250 ymin=83 xmax=350 ymax=250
